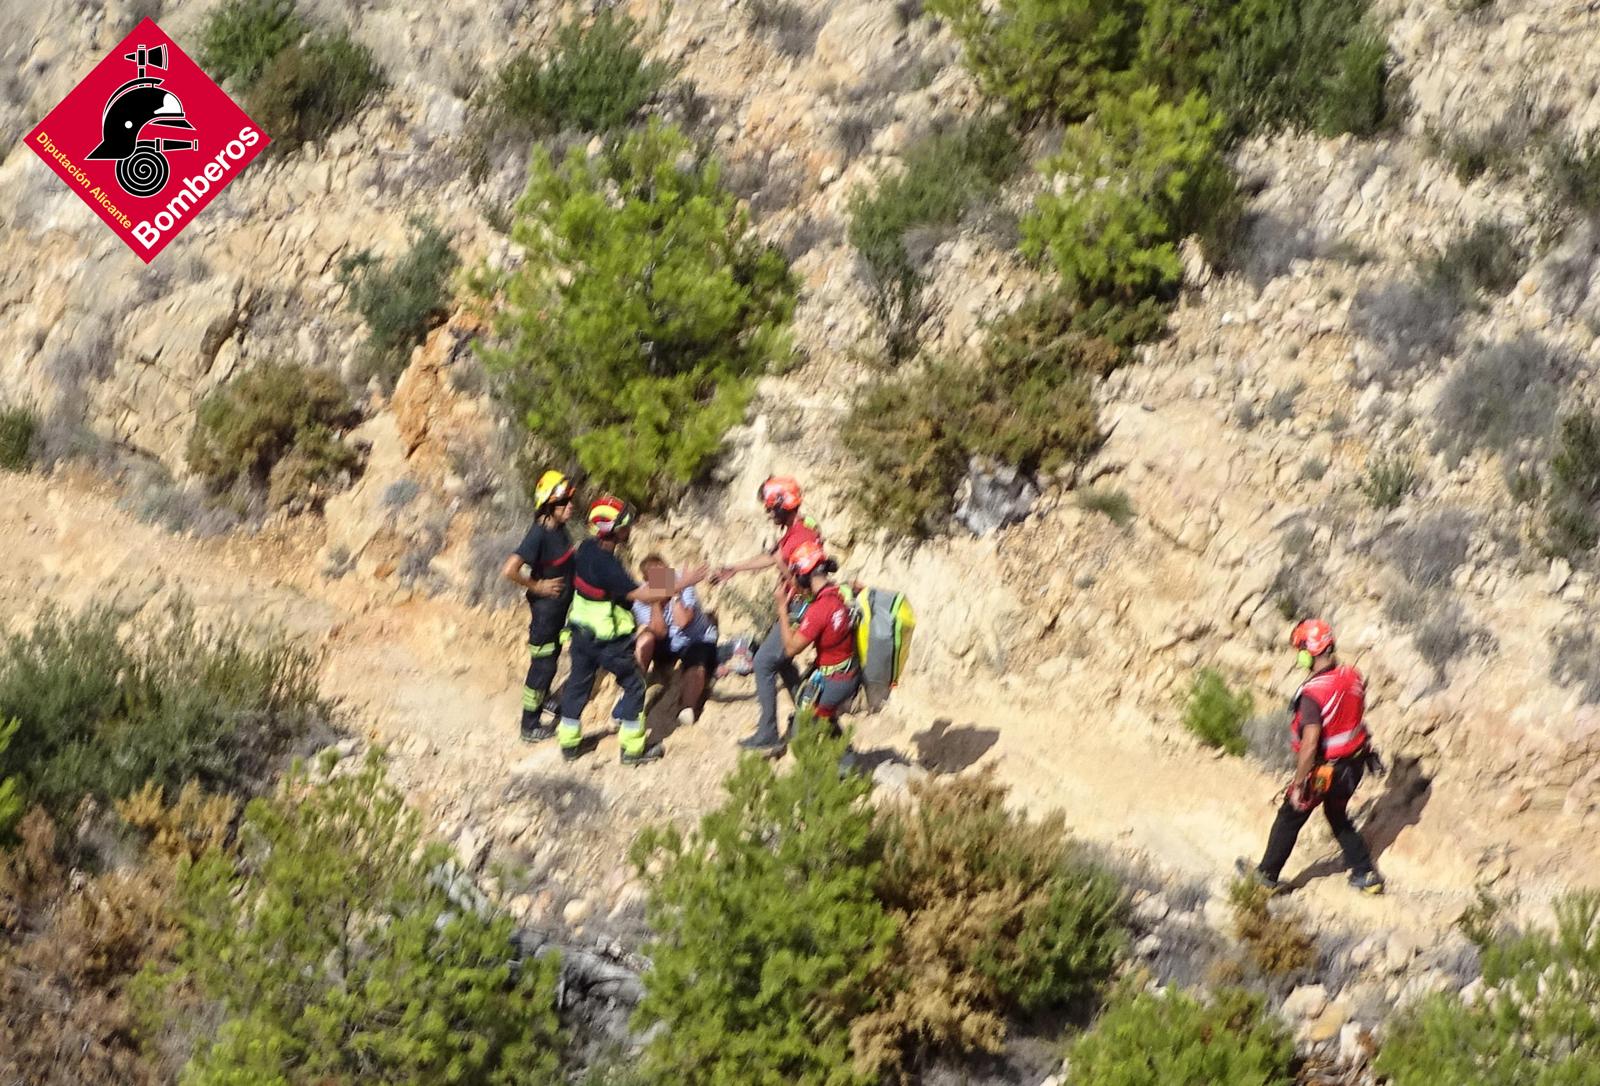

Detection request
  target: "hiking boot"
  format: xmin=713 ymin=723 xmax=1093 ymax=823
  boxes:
xmin=737 ymin=731 xmax=785 ymax=757
xmin=560 ymin=745 xmax=582 ymax=763
xmin=1234 ymin=858 xmax=1282 ymax=894
xmin=520 ymin=722 xmax=558 ymax=745
xmin=1348 ymin=870 xmax=1385 ymax=895
xmin=620 ymin=742 xmax=666 ymax=766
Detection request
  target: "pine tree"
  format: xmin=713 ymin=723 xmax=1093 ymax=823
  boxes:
xmin=632 ymin=731 xmax=896 ymax=1085
xmin=156 ymin=754 xmax=563 ymax=1084
xmin=480 ymin=120 xmax=796 ymax=508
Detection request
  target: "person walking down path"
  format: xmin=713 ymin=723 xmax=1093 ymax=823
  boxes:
xmin=1241 ymin=619 xmax=1386 ymax=895
xmin=556 ymin=497 xmax=675 ymax=766
xmin=499 ymin=470 xmax=577 ymax=744
xmin=713 ymin=475 xmax=823 ymax=750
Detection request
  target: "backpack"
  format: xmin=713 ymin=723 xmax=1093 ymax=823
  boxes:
xmin=845 ymin=587 xmax=915 ymax=712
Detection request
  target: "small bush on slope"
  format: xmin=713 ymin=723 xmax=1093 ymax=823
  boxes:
xmin=0 ymin=601 xmax=326 ymax=823
xmin=0 ymin=405 xmax=37 ymax=472
xmin=151 ymin=754 xmax=563 ymax=1084
xmin=927 ymin=0 xmax=1389 ymax=138
xmin=466 ymin=10 xmax=675 ymax=179
xmin=338 ymin=216 xmax=459 ymax=387
xmin=1066 ymin=985 xmax=1296 ymax=1086
xmin=923 ymin=0 xmax=1138 ymax=123
xmin=632 ymin=729 xmax=895 ymax=1085
xmin=1023 ymin=88 xmax=1239 ymax=304
xmin=187 ymin=360 xmax=363 ymax=511
xmin=1182 ymin=668 xmax=1253 ymax=755
xmin=197 ymin=0 xmax=306 ymax=90
xmin=841 ymin=310 xmax=1117 ymax=538
xmin=854 ymin=768 xmax=1125 ymax=1074
xmin=481 ymin=121 xmax=796 ymax=508
xmin=246 ymin=31 xmax=383 ymax=155
xmin=1376 ymin=892 xmax=1600 ymax=1085
xmin=847 ymin=116 xmax=1022 ymax=359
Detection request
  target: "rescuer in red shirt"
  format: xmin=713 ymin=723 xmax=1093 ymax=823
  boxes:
xmin=1242 ymin=619 xmax=1386 ymax=895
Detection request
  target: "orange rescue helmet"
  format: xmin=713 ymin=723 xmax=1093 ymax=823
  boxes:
xmin=758 ymin=475 xmax=802 ymax=513
xmin=787 ymin=539 xmax=829 ymax=578
xmin=1290 ymin=618 xmax=1335 ymax=656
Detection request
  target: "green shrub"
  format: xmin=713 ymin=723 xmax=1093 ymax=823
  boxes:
xmin=1360 ymin=452 xmax=1418 ymax=509
xmin=1066 ymin=986 xmax=1296 ymax=1086
xmin=1423 ymin=220 xmax=1524 ymax=306
xmin=0 ymin=602 xmax=326 ymax=824
xmin=480 ymin=122 xmax=796 ymax=508
xmin=1064 ymin=294 xmax=1172 ymax=349
xmin=1376 ymin=892 xmax=1600 ymax=1085
xmin=632 ymin=729 xmax=895 ymax=1085
xmin=1077 ymin=486 xmax=1134 ymax=527
xmin=1023 ymin=88 xmax=1238 ymax=303
xmin=841 ymin=325 xmax=1110 ymax=538
xmin=924 ymin=0 xmax=1140 ymax=122
xmin=466 ymin=10 xmax=674 ymax=179
xmin=856 ymin=769 xmax=1124 ymax=1073
xmin=492 ymin=11 xmax=671 ymax=135
xmin=187 ymin=361 xmax=362 ymax=510
xmin=0 ymin=406 xmax=36 ymax=472
xmin=848 ymin=116 xmax=1021 ymax=359
xmin=1182 ymin=668 xmax=1252 ymax=755
xmin=247 ymin=31 xmax=383 ymax=154
xmin=338 ymin=216 xmax=459 ymax=387
xmin=1541 ymin=133 xmax=1600 ymax=220
xmin=152 ymin=754 xmax=563 ymax=1083
xmin=1213 ymin=0 xmax=1390 ymax=138
xmin=1540 ymin=409 xmax=1600 ymax=560
xmin=0 ymin=718 xmax=20 ymax=840
xmin=197 ymin=0 xmax=307 ymax=90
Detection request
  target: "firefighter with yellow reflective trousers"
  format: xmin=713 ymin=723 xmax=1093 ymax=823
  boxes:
xmin=500 ymin=470 xmax=577 ymax=744
xmin=557 ymin=497 xmax=676 ymax=765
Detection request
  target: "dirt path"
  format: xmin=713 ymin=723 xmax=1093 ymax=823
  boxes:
xmin=3 ymin=469 xmax=1592 ymax=952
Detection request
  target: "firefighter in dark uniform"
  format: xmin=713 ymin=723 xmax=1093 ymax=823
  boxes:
xmin=557 ymin=497 xmax=675 ymax=764
xmin=500 ymin=470 xmax=577 ymax=743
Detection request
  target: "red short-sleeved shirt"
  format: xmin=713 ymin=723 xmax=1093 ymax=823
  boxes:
xmin=797 ymin=585 xmax=855 ymax=667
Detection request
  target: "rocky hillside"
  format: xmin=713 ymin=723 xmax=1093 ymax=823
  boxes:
xmin=6 ymin=0 xmax=1593 ymax=863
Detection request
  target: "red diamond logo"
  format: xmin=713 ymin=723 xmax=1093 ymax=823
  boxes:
xmin=24 ymin=18 xmax=270 ymax=263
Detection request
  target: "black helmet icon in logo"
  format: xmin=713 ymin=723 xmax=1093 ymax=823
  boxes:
xmin=86 ymin=43 xmax=198 ymax=198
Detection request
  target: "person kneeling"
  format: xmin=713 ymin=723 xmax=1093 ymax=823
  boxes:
xmin=759 ymin=541 xmax=860 ymax=755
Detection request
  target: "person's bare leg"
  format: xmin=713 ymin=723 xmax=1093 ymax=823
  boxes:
xmin=679 ymin=665 xmax=708 ymax=719
xmin=634 ymin=631 xmax=656 ymax=673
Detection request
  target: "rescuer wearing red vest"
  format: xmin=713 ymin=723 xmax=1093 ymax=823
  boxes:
xmin=1243 ymin=619 xmax=1385 ymax=895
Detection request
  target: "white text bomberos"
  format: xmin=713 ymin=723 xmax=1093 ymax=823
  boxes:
xmin=129 ymin=124 xmax=261 ymax=249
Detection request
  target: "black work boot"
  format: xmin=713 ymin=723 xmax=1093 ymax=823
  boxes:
xmin=1234 ymin=857 xmax=1282 ymax=894
xmin=738 ymin=728 xmax=783 ymax=753
xmin=521 ymin=721 xmax=557 ymax=744
xmin=621 ymin=741 xmax=666 ymax=766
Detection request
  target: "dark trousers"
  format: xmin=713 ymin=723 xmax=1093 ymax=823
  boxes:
xmin=559 ymin=627 xmax=646 ymax=727
xmin=520 ymin=598 xmax=567 ymax=731
xmin=1259 ymin=758 xmax=1375 ymax=880
xmin=752 ymin=619 xmax=801 ymax=741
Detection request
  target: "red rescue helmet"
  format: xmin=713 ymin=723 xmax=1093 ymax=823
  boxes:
xmin=787 ymin=539 xmax=829 ymax=578
xmin=758 ymin=475 xmax=802 ymax=513
xmin=588 ymin=496 xmax=634 ymax=539
xmin=1290 ymin=618 xmax=1335 ymax=656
